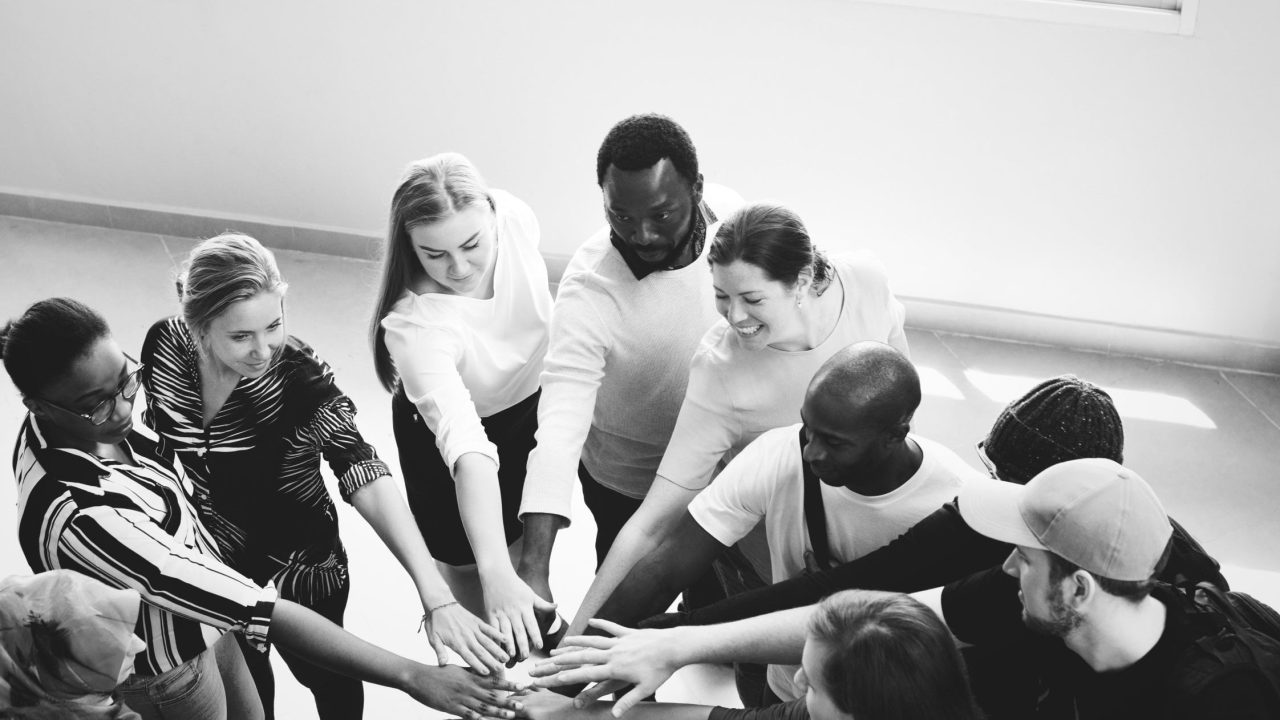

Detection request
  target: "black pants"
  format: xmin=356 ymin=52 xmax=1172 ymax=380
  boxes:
xmin=240 ymin=581 xmax=363 ymax=720
xmin=577 ymin=462 xmax=645 ymax=568
xmin=392 ymin=389 xmax=538 ymax=565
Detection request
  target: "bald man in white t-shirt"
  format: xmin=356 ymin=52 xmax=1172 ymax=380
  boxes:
xmin=584 ymin=341 xmax=983 ymax=702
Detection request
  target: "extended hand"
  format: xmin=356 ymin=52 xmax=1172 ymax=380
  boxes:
xmin=407 ymin=664 xmax=526 ymax=720
xmin=424 ymin=601 xmax=510 ymax=675
xmin=483 ymin=570 xmax=559 ymax=661
xmin=529 ymin=619 xmax=679 ymax=716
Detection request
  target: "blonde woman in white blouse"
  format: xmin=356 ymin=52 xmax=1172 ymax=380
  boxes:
xmin=370 ymin=153 xmax=557 ymax=664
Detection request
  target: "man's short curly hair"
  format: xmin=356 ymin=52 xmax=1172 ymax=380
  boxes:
xmin=596 ymin=113 xmax=699 ymax=187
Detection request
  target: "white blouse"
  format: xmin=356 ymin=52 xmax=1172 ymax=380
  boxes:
xmin=381 ymin=189 xmax=552 ymax=474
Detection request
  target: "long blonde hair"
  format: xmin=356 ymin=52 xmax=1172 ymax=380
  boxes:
xmin=369 ymin=153 xmax=494 ymax=392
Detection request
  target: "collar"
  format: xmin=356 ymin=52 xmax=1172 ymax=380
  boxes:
xmin=610 ymin=200 xmax=718 ymax=280
xmin=23 ymin=413 xmax=163 ymax=481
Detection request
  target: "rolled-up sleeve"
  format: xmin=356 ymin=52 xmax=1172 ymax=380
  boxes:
xmin=58 ymin=506 xmax=278 ymax=651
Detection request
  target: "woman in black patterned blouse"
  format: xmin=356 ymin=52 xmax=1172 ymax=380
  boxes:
xmin=141 ymin=234 xmax=507 ymax=720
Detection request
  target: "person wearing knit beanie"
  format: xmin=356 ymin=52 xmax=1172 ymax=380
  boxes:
xmin=982 ymin=375 xmax=1124 ymax=485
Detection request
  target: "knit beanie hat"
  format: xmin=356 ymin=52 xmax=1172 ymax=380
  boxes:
xmin=983 ymin=375 xmax=1123 ymax=485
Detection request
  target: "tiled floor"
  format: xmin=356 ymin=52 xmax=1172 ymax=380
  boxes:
xmin=2 ymin=215 xmax=1278 ymax=718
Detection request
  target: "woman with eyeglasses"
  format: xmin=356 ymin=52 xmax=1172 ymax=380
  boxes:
xmin=1 ymin=297 xmax=523 ymax=720
xmin=369 ymin=153 xmax=557 ymax=665
xmin=139 ymin=233 xmax=508 ymax=720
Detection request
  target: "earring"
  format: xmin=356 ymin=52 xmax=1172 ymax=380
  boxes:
xmin=796 ymin=295 xmax=803 ymax=309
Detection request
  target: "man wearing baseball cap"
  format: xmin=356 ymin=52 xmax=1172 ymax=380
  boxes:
xmin=944 ymin=458 xmax=1275 ymax=718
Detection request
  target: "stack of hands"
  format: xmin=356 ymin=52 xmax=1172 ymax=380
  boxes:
xmin=429 ymin=618 xmax=671 ymax=720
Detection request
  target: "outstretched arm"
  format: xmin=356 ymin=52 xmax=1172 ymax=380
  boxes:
xmin=568 ymin=477 xmax=702 ymax=636
xmin=454 ymin=452 xmax=558 ymax=661
xmin=593 ymin=511 xmax=727 ymax=630
xmin=349 ymin=474 xmax=509 ymax=674
xmin=641 ymin=500 xmax=1009 ymax=628
xmin=532 ymin=605 xmax=813 ymax=716
xmin=517 ymin=271 xmax=614 ymax=598
xmin=270 ymin=599 xmax=524 ymax=720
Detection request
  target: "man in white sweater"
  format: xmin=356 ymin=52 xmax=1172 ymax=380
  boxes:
xmin=516 ymin=114 xmax=743 ymax=619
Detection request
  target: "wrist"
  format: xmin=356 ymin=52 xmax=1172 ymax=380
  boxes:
xmin=395 ymin=660 xmax=425 ymax=694
xmin=420 ymin=589 xmax=457 ymax=612
xmin=673 ymin=626 xmax=710 ymax=667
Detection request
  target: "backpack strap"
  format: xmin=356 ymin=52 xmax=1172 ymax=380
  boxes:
xmin=799 ymin=427 xmax=832 ymax=571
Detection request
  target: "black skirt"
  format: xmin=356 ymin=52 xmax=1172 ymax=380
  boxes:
xmin=391 ymin=388 xmax=538 ymax=566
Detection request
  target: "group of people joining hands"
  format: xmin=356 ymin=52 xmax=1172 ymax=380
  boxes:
xmin=1 ymin=112 xmax=1275 ymax=720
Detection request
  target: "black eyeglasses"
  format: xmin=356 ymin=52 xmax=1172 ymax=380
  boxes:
xmin=39 ymin=355 xmax=143 ymax=426
xmin=975 ymin=440 xmax=999 ymax=480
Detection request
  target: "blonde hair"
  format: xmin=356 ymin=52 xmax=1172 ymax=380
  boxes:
xmin=369 ymin=153 xmax=494 ymax=392
xmin=178 ymin=233 xmax=288 ymax=346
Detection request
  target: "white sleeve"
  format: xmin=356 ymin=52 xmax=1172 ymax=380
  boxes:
xmin=383 ymin=317 xmax=499 ymax=473
xmin=518 ymin=273 xmax=612 ymax=523
xmin=686 ymin=436 xmax=775 ymax=547
xmin=656 ymin=349 xmax=741 ymax=490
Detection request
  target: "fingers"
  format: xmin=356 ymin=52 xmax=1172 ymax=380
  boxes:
xmin=456 ymin=688 xmax=523 ymax=720
xmin=493 ymin=613 xmax=516 ymax=658
xmin=611 ymin=683 xmax=652 ymax=717
xmin=453 ymin=644 xmax=494 ymax=677
xmin=587 ymin=618 xmax=633 ymax=637
xmin=430 ymin=636 xmax=454 ymax=668
xmin=527 ymin=659 xmax=562 ymax=679
xmin=466 ymin=628 xmax=509 ymax=675
xmin=531 ymin=664 xmax=612 ymax=688
xmin=479 ymin=619 xmax=508 ymax=646
xmin=521 ymin=604 xmax=544 ymax=653
xmin=533 ymin=595 xmax=558 ymax=613
xmin=480 ymin=674 xmax=526 ymax=693
xmin=574 ymin=678 xmax=627 ymax=708
xmin=550 ymin=635 xmax=616 ymax=653
xmin=544 ymin=648 xmax=612 ymax=667
xmin=507 ymin=610 xmax=533 ymax=660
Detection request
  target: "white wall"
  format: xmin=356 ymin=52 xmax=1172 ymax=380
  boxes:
xmin=2 ymin=0 xmax=1278 ymax=343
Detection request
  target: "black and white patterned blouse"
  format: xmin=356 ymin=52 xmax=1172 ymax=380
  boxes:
xmin=141 ymin=317 xmax=389 ymax=605
xmin=13 ymin=416 xmax=277 ymax=677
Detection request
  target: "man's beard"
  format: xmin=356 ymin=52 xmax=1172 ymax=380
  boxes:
xmin=1024 ymin=587 xmax=1083 ymax=638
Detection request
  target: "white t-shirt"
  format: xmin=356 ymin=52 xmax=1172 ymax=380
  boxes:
xmin=519 ymin=184 xmax=744 ymax=519
xmin=381 ymin=189 xmax=551 ymax=474
xmin=658 ymin=251 xmax=908 ymax=491
xmin=688 ymin=425 xmax=984 ymax=700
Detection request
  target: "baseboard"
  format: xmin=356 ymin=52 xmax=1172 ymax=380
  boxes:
xmin=4 ymin=190 xmax=1277 ymax=375
xmin=0 ymin=189 xmax=383 ymax=260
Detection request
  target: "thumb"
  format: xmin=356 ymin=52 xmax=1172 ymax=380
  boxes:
xmin=430 ymin=636 xmax=451 ymax=666
xmin=534 ymin=596 xmax=558 ymax=613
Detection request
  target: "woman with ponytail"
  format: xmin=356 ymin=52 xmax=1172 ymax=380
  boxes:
xmin=140 ymin=234 xmax=507 ymax=720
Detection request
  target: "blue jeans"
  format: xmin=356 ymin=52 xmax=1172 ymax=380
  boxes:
xmin=116 ymin=633 xmax=260 ymax=720
xmin=116 ymin=644 xmax=226 ymax=720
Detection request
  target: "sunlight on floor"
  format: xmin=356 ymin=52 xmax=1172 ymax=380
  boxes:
xmin=917 ymin=366 xmax=965 ymax=400
xmin=964 ymin=369 xmax=1217 ymax=429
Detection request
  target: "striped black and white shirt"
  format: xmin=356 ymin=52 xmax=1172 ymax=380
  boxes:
xmin=12 ymin=415 xmax=277 ymax=677
xmin=141 ymin=317 xmax=390 ymax=605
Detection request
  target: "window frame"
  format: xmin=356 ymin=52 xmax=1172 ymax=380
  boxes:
xmin=852 ymin=0 xmax=1199 ymax=36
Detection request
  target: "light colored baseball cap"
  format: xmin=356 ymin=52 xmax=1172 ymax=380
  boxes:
xmin=958 ymin=458 xmax=1173 ymax=582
